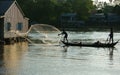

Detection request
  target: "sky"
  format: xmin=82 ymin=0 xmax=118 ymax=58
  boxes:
xmin=93 ymin=0 xmax=110 ymax=3
xmin=99 ymin=0 xmax=110 ymax=2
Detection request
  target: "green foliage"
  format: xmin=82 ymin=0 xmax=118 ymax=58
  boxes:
xmin=102 ymin=4 xmax=120 ymax=15
xmin=16 ymin=0 xmax=95 ymax=25
xmin=113 ymin=5 xmax=120 ymax=15
xmin=103 ymin=5 xmax=114 ymax=13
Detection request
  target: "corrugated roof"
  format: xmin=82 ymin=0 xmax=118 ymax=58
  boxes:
xmin=0 ymin=1 xmax=14 ymax=15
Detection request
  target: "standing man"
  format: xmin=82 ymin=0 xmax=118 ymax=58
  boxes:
xmin=109 ymin=28 xmax=114 ymax=43
xmin=58 ymin=29 xmax=68 ymax=42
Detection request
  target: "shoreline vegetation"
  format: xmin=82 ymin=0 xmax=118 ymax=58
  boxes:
xmin=57 ymin=24 xmax=120 ymax=32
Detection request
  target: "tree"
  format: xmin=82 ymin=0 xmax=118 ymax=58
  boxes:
xmin=113 ymin=5 xmax=120 ymax=15
xmin=71 ymin=0 xmax=95 ymax=20
xmin=16 ymin=0 xmax=95 ymax=25
xmin=103 ymin=5 xmax=114 ymax=13
xmin=113 ymin=0 xmax=120 ymax=5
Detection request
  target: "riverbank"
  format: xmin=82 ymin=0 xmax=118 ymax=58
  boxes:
xmin=57 ymin=25 xmax=120 ymax=32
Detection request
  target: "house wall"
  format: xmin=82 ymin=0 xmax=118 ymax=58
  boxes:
xmin=0 ymin=18 xmax=4 ymax=40
xmin=4 ymin=2 xmax=28 ymax=38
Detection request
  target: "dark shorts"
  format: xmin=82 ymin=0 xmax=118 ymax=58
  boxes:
xmin=64 ymin=35 xmax=67 ymax=38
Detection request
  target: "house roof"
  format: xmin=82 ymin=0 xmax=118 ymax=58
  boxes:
xmin=0 ymin=1 xmax=14 ymax=15
xmin=0 ymin=0 xmax=26 ymax=17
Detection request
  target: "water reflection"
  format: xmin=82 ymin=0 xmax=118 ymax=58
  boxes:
xmin=0 ymin=42 xmax=28 ymax=75
xmin=0 ymin=45 xmax=4 ymax=58
xmin=109 ymin=48 xmax=114 ymax=60
xmin=62 ymin=45 xmax=116 ymax=62
xmin=0 ymin=31 xmax=120 ymax=75
xmin=63 ymin=46 xmax=68 ymax=52
xmin=0 ymin=45 xmax=4 ymax=75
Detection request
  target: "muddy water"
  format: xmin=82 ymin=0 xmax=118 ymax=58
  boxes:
xmin=0 ymin=31 xmax=120 ymax=75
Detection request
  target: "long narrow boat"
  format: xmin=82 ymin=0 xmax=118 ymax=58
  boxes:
xmin=61 ymin=40 xmax=119 ymax=48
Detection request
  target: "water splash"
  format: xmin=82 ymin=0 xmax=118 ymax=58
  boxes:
xmin=27 ymin=24 xmax=61 ymax=45
xmin=9 ymin=24 xmax=61 ymax=45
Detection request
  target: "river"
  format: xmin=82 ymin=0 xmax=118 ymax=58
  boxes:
xmin=0 ymin=31 xmax=120 ymax=75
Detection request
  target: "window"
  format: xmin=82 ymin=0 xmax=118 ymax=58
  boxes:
xmin=6 ymin=22 xmax=11 ymax=31
xmin=16 ymin=23 xmax=23 ymax=31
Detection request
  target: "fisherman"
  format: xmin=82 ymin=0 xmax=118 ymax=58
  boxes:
xmin=108 ymin=28 xmax=114 ymax=43
xmin=58 ymin=29 xmax=68 ymax=42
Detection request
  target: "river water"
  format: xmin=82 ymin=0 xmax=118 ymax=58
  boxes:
xmin=0 ymin=31 xmax=120 ymax=75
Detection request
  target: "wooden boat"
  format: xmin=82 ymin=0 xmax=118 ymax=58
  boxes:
xmin=61 ymin=40 xmax=119 ymax=48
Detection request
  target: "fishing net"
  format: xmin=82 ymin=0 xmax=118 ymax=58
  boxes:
xmin=27 ymin=24 xmax=61 ymax=44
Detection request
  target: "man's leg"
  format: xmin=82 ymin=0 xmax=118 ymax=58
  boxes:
xmin=109 ymin=37 xmax=113 ymax=43
xmin=63 ymin=38 xmax=65 ymax=42
xmin=65 ymin=38 xmax=68 ymax=42
xmin=109 ymin=38 xmax=111 ymax=43
xmin=112 ymin=37 xmax=114 ymax=43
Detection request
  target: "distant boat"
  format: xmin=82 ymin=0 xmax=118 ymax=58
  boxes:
xmin=61 ymin=40 xmax=119 ymax=48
